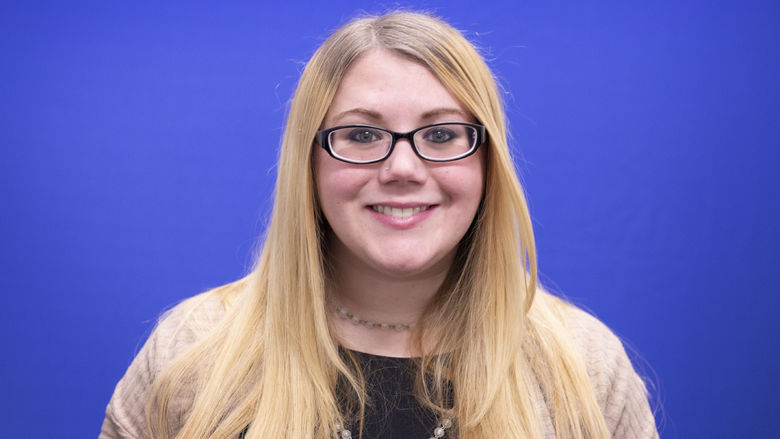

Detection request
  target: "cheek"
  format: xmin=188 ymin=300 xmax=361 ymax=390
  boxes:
xmin=437 ymin=158 xmax=485 ymax=206
xmin=314 ymin=152 xmax=371 ymax=214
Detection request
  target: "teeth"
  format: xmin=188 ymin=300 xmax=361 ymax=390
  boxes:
xmin=371 ymin=205 xmax=430 ymax=218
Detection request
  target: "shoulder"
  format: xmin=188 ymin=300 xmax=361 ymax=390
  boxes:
xmin=559 ymin=300 xmax=659 ymax=438
xmin=562 ymin=303 xmax=628 ymax=380
xmin=133 ymin=288 xmax=231 ymax=376
xmin=100 ymin=288 xmax=233 ymax=438
xmin=149 ymin=289 xmax=230 ymax=356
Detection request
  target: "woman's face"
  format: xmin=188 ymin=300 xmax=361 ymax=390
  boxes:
xmin=314 ymin=49 xmax=485 ymax=279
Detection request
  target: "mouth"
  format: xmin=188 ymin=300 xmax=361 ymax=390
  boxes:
xmin=370 ymin=205 xmax=433 ymax=219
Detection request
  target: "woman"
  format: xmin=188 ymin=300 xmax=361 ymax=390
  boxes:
xmin=101 ymin=11 xmax=658 ymax=439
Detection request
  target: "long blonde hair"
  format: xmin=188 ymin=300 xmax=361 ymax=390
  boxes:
xmin=148 ymin=11 xmax=612 ymax=439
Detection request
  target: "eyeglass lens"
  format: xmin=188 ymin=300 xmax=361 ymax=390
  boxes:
xmin=328 ymin=124 xmax=478 ymax=163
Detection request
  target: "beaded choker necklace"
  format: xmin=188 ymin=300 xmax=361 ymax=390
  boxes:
xmin=332 ymin=303 xmax=416 ymax=331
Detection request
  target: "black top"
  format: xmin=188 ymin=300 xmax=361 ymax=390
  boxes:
xmin=238 ymin=350 xmax=446 ymax=439
xmin=347 ymin=350 xmax=442 ymax=439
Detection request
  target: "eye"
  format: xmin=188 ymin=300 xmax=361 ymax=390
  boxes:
xmin=347 ymin=128 xmax=383 ymax=143
xmin=423 ymin=127 xmax=456 ymax=143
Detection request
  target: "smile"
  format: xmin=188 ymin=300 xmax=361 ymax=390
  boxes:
xmin=370 ymin=205 xmax=432 ymax=219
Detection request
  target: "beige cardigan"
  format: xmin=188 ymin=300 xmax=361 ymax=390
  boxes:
xmin=100 ymin=292 xmax=659 ymax=438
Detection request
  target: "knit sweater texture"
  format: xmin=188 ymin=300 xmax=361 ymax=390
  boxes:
xmin=100 ymin=292 xmax=659 ymax=438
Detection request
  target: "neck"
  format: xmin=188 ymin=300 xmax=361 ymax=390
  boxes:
xmin=327 ymin=245 xmax=452 ymax=358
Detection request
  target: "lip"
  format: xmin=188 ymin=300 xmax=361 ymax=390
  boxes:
xmin=366 ymin=203 xmax=437 ymax=229
xmin=369 ymin=201 xmax=436 ymax=208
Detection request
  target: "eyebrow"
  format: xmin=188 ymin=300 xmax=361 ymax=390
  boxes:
xmin=331 ymin=108 xmax=382 ymax=123
xmin=331 ymin=107 xmax=470 ymax=124
xmin=419 ymin=108 xmax=470 ymax=120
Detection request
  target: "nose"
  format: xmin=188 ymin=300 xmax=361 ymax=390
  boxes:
xmin=378 ymin=137 xmax=428 ymax=185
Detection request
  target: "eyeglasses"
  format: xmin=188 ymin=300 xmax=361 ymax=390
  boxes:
xmin=316 ymin=122 xmax=486 ymax=164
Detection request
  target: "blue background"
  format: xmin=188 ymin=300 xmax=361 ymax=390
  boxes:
xmin=1 ymin=1 xmax=778 ymax=437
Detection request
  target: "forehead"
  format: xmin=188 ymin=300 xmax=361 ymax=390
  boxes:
xmin=324 ymin=49 xmax=471 ymax=126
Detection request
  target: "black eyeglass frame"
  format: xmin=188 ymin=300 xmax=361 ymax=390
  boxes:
xmin=316 ymin=122 xmax=487 ymax=164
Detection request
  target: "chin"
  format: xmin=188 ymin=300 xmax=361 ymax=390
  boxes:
xmin=370 ymin=256 xmax=447 ymax=279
